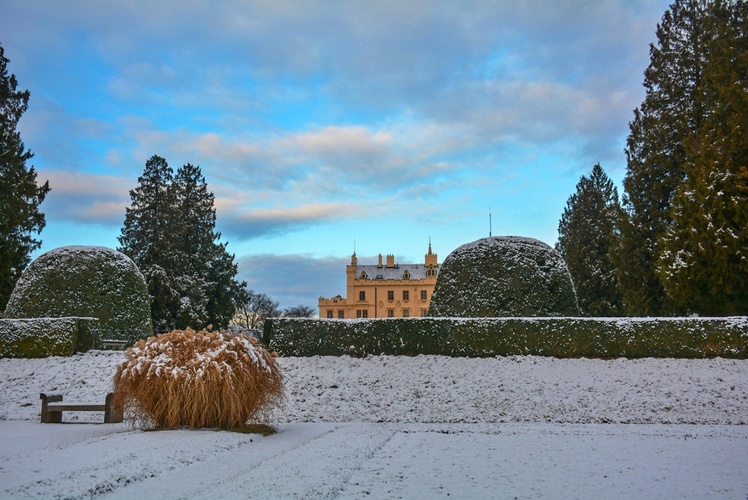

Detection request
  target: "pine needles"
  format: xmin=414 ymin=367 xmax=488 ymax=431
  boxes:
xmin=113 ymin=328 xmax=283 ymax=429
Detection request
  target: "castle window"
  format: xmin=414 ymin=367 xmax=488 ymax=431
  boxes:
xmin=338 ymin=310 xmax=344 ymax=318
xmin=387 ymin=309 xmax=394 ymax=317
xmin=403 ymin=290 xmax=409 ymax=301
xmin=421 ymin=290 xmax=427 ymax=300
xmin=403 ymin=309 xmax=410 ymax=317
xmin=421 ymin=309 xmax=428 ymax=317
xmin=356 ymin=309 xmax=368 ymax=318
xmin=403 ymin=270 xmax=411 ymax=280
xmin=359 ymin=291 xmax=366 ymax=301
xmin=387 ymin=290 xmax=394 ymax=300
xmin=327 ymin=310 xmax=333 ymax=318
xmin=360 ymin=271 xmax=368 ymax=280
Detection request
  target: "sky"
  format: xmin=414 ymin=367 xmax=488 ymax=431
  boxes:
xmin=0 ymin=0 xmax=672 ymax=311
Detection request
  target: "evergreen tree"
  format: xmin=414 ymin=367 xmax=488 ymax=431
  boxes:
xmin=619 ymin=0 xmax=743 ymax=315
xmin=0 ymin=44 xmax=50 ymax=311
xmin=557 ymin=164 xmax=623 ymax=316
xmin=118 ymin=155 xmax=179 ymax=330
xmin=170 ymin=163 xmax=243 ymax=328
xmin=119 ymin=157 xmax=243 ymax=330
xmin=657 ymin=0 xmax=748 ymax=315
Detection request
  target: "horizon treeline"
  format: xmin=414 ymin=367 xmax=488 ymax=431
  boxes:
xmin=557 ymin=0 xmax=748 ymax=317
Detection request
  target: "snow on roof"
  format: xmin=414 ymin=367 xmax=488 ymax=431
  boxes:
xmin=355 ymin=263 xmax=439 ymax=281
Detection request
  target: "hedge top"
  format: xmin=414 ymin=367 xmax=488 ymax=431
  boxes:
xmin=428 ymin=236 xmax=580 ymax=317
xmin=3 ymin=246 xmax=151 ymax=335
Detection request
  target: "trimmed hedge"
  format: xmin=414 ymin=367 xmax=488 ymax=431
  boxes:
xmin=264 ymin=317 xmax=748 ymax=359
xmin=0 ymin=317 xmax=99 ymax=358
xmin=4 ymin=246 xmax=151 ymax=338
xmin=429 ymin=237 xmax=579 ymax=317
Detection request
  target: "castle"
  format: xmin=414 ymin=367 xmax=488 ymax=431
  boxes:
xmin=318 ymin=243 xmax=440 ymax=319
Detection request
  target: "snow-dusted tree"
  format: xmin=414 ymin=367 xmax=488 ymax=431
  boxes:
xmin=657 ymin=1 xmax=748 ymax=315
xmin=170 ymin=163 xmax=243 ymax=328
xmin=119 ymin=158 xmax=243 ymax=330
xmin=118 ymin=155 xmax=179 ymax=330
xmin=0 ymin=44 xmax=50 ymax=311
xmin=557 ymin=164 xmax=623 ymax=316
xmin=620 ymin=0 xmax=746 ymax=315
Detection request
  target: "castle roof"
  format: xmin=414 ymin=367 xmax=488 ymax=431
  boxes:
xmin=355 ymin=263 xmax=439 ymax=281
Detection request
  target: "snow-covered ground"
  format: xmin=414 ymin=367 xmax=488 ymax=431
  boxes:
xmin=1 ymin=351 xmax=747 ymax=498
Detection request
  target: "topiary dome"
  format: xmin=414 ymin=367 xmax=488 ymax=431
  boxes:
xmin=3 ymin=246 xmax=151 ymax=336
xmin=428 ymin=236 xmax=579 ymax=317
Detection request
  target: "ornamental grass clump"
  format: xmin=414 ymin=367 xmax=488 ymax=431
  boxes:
xmin=113 ymin=328 xmax=283 ymax=429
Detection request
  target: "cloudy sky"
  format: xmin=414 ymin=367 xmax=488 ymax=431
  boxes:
xmin=1 ymin=0 xmax=670 ymax=311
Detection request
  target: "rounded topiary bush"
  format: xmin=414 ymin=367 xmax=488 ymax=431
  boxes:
xmin=3 ymin=246 xmax=151 ymax=338
xmin=113 ymin=328 xmax=283 ymax=429
xmin=429 ymin=236 xmax=579 ymax=317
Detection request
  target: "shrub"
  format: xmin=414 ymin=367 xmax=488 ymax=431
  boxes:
xmin=113 ymin=328 xmax=283 ymax=429
xmin=3 ymin=246 xmax=151 ymax=340
xmin=0 ymin=317 xmax=98 ymax=358
xmin=429 ymin=236 xmax=579 ymax=317
xmin=265 ymin=317 xmax=748 ymax=359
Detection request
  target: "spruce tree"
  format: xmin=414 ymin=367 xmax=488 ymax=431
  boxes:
xmin=657 ymin=0 xmax=748 ymax=315
xmin=170 ymin=163 xmax=243 ymax=328
xmin=0 ymin=44 xmax=50 ymax=311
xmin=557 ymin=164 xmax=623 ymax=316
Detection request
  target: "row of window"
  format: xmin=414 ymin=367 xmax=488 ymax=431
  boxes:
xmin=326 ymin=309 xmax=429 ymax=318
xmin=359 ymin=268 xmax=436 ymax=281
xmin=358 ymin=290 xmax=428 ymax=301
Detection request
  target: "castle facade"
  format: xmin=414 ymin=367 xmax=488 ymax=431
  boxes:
xmin=318 ymin=243 xmax=440 ymax=319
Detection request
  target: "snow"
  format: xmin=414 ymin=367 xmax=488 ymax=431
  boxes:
xmin=1 ymin=351 xmax=747 ymax=498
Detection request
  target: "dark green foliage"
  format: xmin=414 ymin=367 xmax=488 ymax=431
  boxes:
xmin=118 ymin=155 xmax=178 ymax=330
xmin=0 ymin=44 xmax=50 ymax=311
xmin=118 ymin=157 xmax=243 ymax=330
xmin=557 ymin=164 xmax=623 ymax=316
xmin=264 ymin=317 xmax=748 ymax=359
xmin=0 ymin=317 xmax=99 ymax=358
xmin=657 ymin=1 xmax=748 ymax=315
xmin=3 ymin=246 xmax=151 ymax=339
xmin=429 ymin=237 xmax=579 ymax=317
xmin=620 ymin=0 xmax=748 ymax=315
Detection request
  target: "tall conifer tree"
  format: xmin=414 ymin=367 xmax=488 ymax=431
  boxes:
xmin=658 ymin=0 xmax=748 ymax=315
xmin=619 ymin=0 xmax=744 ymax=315
xmin=119 ymin=157 xmax=243 ymax=330
xmin=118 ymin=155 xmax=179 ymax=330
xmin=0 ymin=44 xmax=50 ymax=311
xmin=557 ymin=164 xmax=623 ymax=316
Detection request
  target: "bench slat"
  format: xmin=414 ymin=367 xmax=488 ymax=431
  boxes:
xmin=45 ymin=404 xmax=106 ymax=412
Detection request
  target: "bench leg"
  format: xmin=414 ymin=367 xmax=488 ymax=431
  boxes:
xmin=104 ymin=393 xmax=124 ymax=423
xmin=40 ymin=393 xmax=63 ymax=423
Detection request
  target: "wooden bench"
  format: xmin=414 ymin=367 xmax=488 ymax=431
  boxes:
xmin=40 ymin=392 xmax=123 ymax=423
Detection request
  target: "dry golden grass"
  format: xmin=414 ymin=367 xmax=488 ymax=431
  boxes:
xmin=113 ymin=328 xmax=283 ymax=429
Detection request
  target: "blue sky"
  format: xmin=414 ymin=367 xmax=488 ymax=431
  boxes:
xmin=1 ymin=0 xmax=671 ymax=311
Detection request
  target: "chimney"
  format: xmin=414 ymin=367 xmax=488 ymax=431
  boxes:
xmin=386 ymin=254 xmax=395 ymax=268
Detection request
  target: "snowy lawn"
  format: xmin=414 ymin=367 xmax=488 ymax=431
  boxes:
xmin=1 ymin=351 xmax=747 ymax=498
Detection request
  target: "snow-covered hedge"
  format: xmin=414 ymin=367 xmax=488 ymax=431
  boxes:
xmin=3 ymin=246 xmax=151 ymax=338
xmin=429 ymin=237 xmax=579 ymax=317
xmin=0 ymin=317 xmax=98 ymax=358
xmin=264 ymin=317 xmax=748 ymax=358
